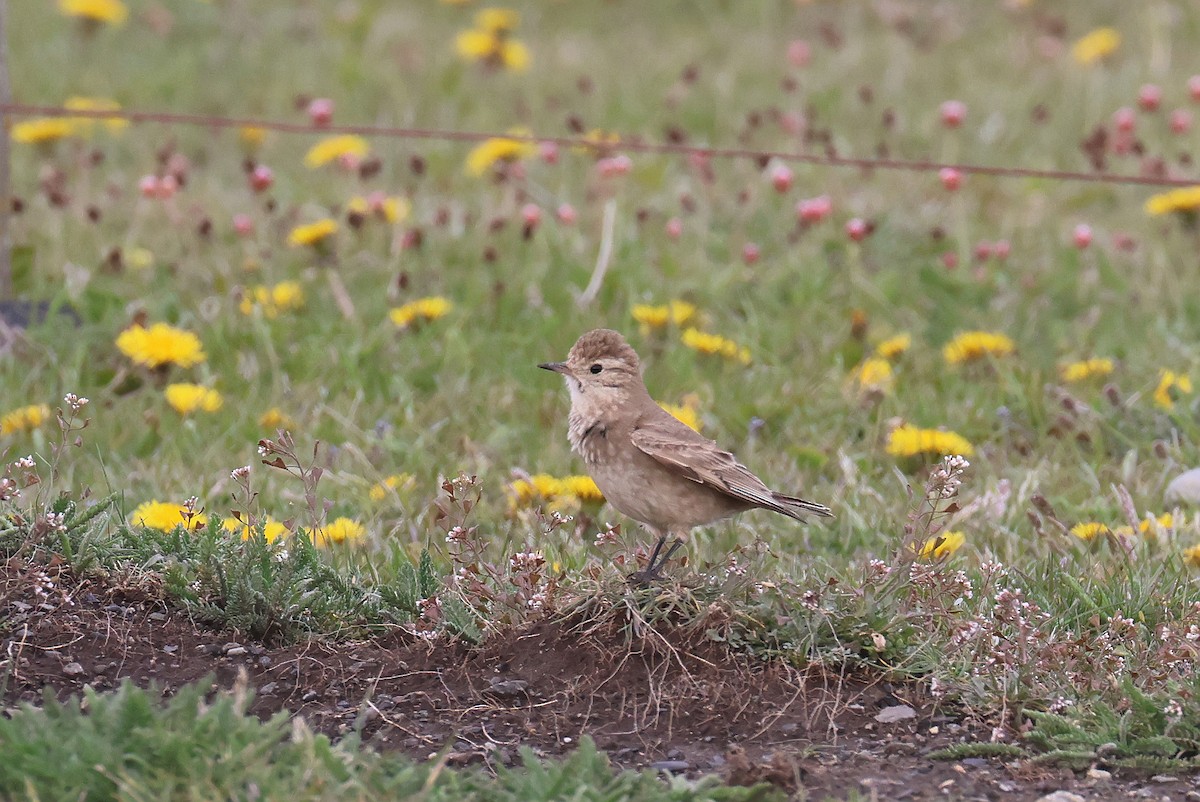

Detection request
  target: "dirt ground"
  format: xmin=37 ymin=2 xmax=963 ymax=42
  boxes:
xmin=3 ymin=558 xmax=1198 ymax=801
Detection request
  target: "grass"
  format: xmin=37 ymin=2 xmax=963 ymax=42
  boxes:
xmin=6 ymin=0 xmax=1200 ymax=792
xmin=0 ymin=679 xmax=779 ymax=802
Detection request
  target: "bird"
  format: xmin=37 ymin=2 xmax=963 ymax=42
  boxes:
xmin=539 ymin=328 xmax=832 ymax=582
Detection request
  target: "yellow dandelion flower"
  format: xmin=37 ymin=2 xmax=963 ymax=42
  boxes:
xmin=1060 ymin=358 xmax=1114 ymax=383
xmin=287 ymin=218 xmax=338 ymax=247
xmin=369 ymin=473 xmax=415 ymax=502
xmin=116 ymin=322 xmax=206 ymax=369
xmin=474 ymin=7 xmax=518 ymax=32
xmin=1139 ymin=513 xmax=1174 ymax=538
xmin=303 ymin=135 xmax=370 ymax=169
xmin=850 ymin=357 xmax=894 ymax=393
xmin=223 ymin=517 xmax=287 ymax=543
xmin=1145 ymin=186 xmax=1200 ymax=217
xmin=389 ymin=296 xmax=452 ymax=329
xmin=632 ymin=300 xmax=696 ymax=330
xmin=508 ymin=473 xmax=603 ymax=512
xmin=681 ymin=328 xmax=751 ymax=365
xmin=58 ymin=0 xmax=127 ymax=24
xmin=126 ymin=247 xmax=154 ymax=270
xmin=259 ymin=407 xmax=294 ymax=430
xmin=1184 ymin=544 xmax=1200 ymax=568
xmin=239 ymin=126 xmax=267 ymax=148
xmin=130 ymin=500 xmax=206 ymax=532
xmin=886 ymin=424 xmax=974 ymax=458
xmin=1154 ymin=370 xmax=1193 ymax=410
xmin=165 ymin=384 xmax=223 ymax=416
xmin=558 ymin=475 xmax=605 ymax=504
xmin=63 ymin=96 xmax=127 ymax=135
xmin=0 ymin=404 xmax=51 ymax=436
xmin=875 ymin=333 xmax=911 ymax=360
xmin=464 ymin=129 xmax=537 ymax=176
xmin=1072 ymin=27 xmax=1120 ymax=66
xmin=508 ymin=474 xmax=563 ymax=509
xmin=455 ymin=10 xmax=530 ymax=73
xmin=918 ymin=530 xmax=965 ymax=559
xmin=574 ymin=128 xmax=621 ymax=157
xmin=315 ymin=517 xmax=366 ymax=547
xmin=12 ymin=118 xmax=76 ymax=145
xmin=942 ymin=331 xmax=1015 ymax=365
xmin=239 ymin=281 xmax=305 ymax=318
xmin=347 ymin=195 xmax=411 ymax=224
xmin=1070 ymin=522 xmax=1110 ymax=541
xmin=659 ymin=400 xmax=702 ymax=432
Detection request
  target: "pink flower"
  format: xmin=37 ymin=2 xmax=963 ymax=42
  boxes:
xmin=993 ymin=239 xmax=1011 ymax=260
xmin=796 ymin=195 xmax=832 ymax=224
xmin=664 ymin=217 xmax=682 ymax=240
xmin=157 ymin=175 xmax=178 ymax=200
xmin=1190 ymin=75 xmax=1200 ymax=103
xmin=1113 ymin=106 xmax=1136 ymax=133
xmin=233 ymin=214 xmax=254 ymax=237
xmin=555 ymin=203 xmax=577 ymax=225
xmin=539 ymin=141 xmax=559 ymax=164
xmin=1137 ymin=84 xmax=1162 ymax=112
xmin=1170 ymin=109 xmax=1193 ymax=135
xmin=307 ymin=98 xmax=334 ymax=127
xmin=845 ymin=217 xmax=868 ymax=242
xmin=939 ymin=167 xmax=962 ymax=191
xmin=249 ymin=164 xmax=274 ymax=193
xmin=779 ymin=111 xmax=803 ymax=136
xmin=973 ymin=241 xmax=992 ymax=261
xmin=769 ymin=163 xmax=793 ymax=193
xmin=138 ymin=175 xmax=159 ymax=199
xmin=941 ymin=251 xmax=958 ymax=270
xmin=741 ymin=243 xmax=761 ymax=264
xmin=787 ymin=39 xmax=811 ymax=68
xmin=521 ymin=203 xmax=542 ymax=226
xmin=940 ymin=100 xmax=967 ymax=128
xmin=596 ymin=155 xmax=632 ymax=177
xmin=1072 ymin=223 xmax=1093 ymax=250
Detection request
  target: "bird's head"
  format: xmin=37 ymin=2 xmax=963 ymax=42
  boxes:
xmin=539 ymin=328 xmax=645 ymax=405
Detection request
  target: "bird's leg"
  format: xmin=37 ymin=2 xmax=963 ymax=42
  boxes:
xmin=627 ymin=532 xmax=684 ymax=586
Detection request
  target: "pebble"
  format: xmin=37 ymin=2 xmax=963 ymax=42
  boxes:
xmin=259 ymin=682 xmax=277 ymax=695
xmin=875 ymin=704 xmax=917 ymax=723
xmin=148 ymin=612 xmax=167 ymax=622
xmin=225 ymin=646 xmax=248 ymax=657
xmin=162 ymin=645 xmax=178 ymax=654
xmin=62 ymin=662 xmax=84 ymax=677
xmin=222 ymin=642 xmax=242 ymax=654
xmin=650 ymin=760 xmax=690 ymax=773
xmin=1086 ymin=768 xmax=1111 ymax=780
xmin=1036 ymin=793 xmax=1084 ymax=802
xmin=302 ymin=690 xmax=319 ymax=702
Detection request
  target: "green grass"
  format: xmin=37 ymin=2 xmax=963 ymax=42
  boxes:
xmin=0 ymin=679 xmax=779 ymax=802
xmin=7 ymin=0 xmax=1200 ymax=788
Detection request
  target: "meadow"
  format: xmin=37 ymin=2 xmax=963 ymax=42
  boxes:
xmin=4 ymin=0 xmax=1200 ymax=799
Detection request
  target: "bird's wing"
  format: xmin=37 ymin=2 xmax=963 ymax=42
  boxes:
xmin=630 ymin=412 xmax=813 ymax=518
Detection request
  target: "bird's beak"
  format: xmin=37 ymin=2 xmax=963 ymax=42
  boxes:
xmin=538 ymin=361 xmax=568 ymax=374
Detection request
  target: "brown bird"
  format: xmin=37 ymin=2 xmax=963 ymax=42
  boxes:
xmin=539 ymin=328 xmax=832 ymax=582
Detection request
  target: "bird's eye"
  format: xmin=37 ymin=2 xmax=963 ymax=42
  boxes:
xmin=589 ymin=363 xmax=603 ymax=374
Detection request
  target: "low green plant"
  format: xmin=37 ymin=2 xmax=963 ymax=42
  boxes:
xmin=0 ymin=679 xmax=781 ymax=802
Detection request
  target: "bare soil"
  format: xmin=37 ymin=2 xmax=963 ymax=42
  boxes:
xmin=3 ymin=557 xmax=1197 ymax=801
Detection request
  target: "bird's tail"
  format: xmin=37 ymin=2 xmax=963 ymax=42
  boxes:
xmin=771 ymin=492 xmax=834 ymax=520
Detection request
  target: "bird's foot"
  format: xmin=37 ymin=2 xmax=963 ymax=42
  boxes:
xmin=626 ymin=537 xmax=683 ymax=587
